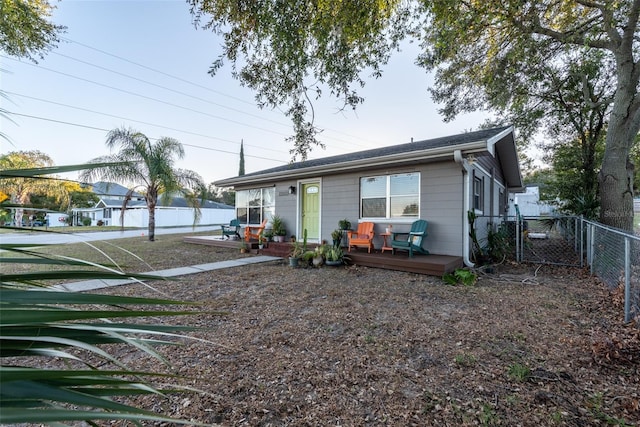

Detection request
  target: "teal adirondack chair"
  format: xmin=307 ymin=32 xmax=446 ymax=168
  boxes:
xmin=391 ymin=219 xmax=429 ymax=257
xmin=221 ymin=219 xmax=241 ymax=239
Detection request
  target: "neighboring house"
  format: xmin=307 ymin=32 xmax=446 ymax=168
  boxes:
xmin=72 ymin=182 xmax=235 ymax=228
xmin=214 ymin=126 xmax=523 ymax=265
xmin=507 ymin=185 xmax=556 ymax=217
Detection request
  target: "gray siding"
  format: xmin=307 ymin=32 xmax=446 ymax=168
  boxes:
xmin=273 ymin=182 xmax=298 ymax=237
xmin=421 ymin=162 xmax=465 ymax=256
xmin=319 ymin=162 xmax=464 ymax=256
xmin=239 ymin=161 xmax=469 ymax=257
xmin=320 ymin=175 xmax=360 ymax=239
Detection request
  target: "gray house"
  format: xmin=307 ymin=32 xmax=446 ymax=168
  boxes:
xmin=214 ymin=126 xmax=523 ymax=266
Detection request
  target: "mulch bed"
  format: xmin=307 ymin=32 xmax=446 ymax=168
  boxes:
xmin=85 ymin=256 xmax=640 ymax=426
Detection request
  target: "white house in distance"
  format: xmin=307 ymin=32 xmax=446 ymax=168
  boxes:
xmin=507 ymin=185 xmax=556 ymax=217
xmin=72 ymin=182 xmax=235 ymax=228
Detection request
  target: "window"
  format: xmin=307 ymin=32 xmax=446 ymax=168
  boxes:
xmin=473 ymin=177 xmax=483 ymax=212
xmin=103 ymin=209 xmax=111 ymax=219
xmin=235 ymin=187 xmax=275 ymax=225
xmin=360 ymin=173 xmax=420 ymax=219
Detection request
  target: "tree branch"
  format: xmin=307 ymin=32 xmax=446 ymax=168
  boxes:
xmin=581 ymin=73 xmax=614 ymax=109
xmin=525 ymin=8 xmax=613 ymax=50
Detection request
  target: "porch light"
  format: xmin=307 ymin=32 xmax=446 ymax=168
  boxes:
xmin=288 ymin=186 xmax=296 ymax=194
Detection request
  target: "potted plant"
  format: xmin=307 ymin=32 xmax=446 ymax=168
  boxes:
xmin=338 ymin=219 xmax=351 ymax=248
xmin=331 ymin=229 xmax=343 ymax=248
xmin=338 ymin=218 xmax=351 ymax=230
xmin=270 ymin=215 xmax=286 ymax=242
xmin=311 ymin=244 xmax=327 ymax=267
xmin=263 ymin=229 xmax=274 ymax=242
xmin=289 ymin=240 xmax=304 ymax=267
xmin=325 ymin=246 xmax=345 ymax=266
xmin=239 ymin=240 xmax=249 ymax=254
xmin=258 ymin=235 xmax=266 ymax=250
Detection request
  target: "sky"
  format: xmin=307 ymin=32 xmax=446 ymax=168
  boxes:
xmin=1 ymin=0 xmax=490 ymax=185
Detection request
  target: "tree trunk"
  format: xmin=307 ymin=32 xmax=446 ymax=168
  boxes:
xmin=147 ymin=198 xmax=156 ymax=242
xmin=598 ymin=94 xmax=638 ymax=230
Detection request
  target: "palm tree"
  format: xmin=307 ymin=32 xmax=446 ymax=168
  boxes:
xmin=79 ymin=127 xmax=205 ymax=241
xmin=1 ymin=163 xmax=207 ymax=425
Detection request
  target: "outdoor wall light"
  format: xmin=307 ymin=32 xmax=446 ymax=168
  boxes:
xmin=288 ymin=186 xmax=296 ymax=194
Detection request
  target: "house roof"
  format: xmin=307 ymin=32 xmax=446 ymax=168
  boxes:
xmin=96 ymin=196 xmax=233 ymax=210
xmin=90 ymin=181 xmax=144 ymax=198
xmin=214 ymin=126 xmax=523 ymax=190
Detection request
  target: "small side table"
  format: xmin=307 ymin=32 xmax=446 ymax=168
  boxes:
xmin=380 ymin=232 xmax=392 ymax=253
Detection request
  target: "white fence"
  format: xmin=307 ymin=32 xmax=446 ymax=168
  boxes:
xmin=76 ymin=207 xmax=235 ymax=228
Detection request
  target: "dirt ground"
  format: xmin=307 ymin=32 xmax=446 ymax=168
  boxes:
xmin=82 ymin=243 xmax=640 ymax=427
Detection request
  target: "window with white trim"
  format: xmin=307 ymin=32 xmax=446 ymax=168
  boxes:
xmin=235 ymin=187 xmax=275 ymax=225
xmin=360 ymin=173 xmax=420 ymax=219
xmin=473 ymin=176 xmax=483 ymax=212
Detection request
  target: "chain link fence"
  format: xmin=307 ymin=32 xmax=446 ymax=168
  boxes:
xmin=483 ymin=214 xmax=639 ymax=324
xmin=584 ymin=220 xmax=640 ymax=324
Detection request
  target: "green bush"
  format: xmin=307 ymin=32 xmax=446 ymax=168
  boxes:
xmin=442 ymin=268 xmax=477 ymax=286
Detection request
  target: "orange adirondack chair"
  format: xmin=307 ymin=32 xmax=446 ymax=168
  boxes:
xmin=244 ymin=219 xmax=268 ymax=242
xmin=347 ymin=222 xmax=375 ymax=253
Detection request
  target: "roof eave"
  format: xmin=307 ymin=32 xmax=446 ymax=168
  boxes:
xmin=215 ymin=140 xmax=489 ymax=187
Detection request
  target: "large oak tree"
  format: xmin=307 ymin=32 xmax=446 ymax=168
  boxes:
xmin=190 ymin=0 xmax=639 ymax=230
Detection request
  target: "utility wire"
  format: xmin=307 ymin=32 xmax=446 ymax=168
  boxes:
xmin=62 ymin=37 xmax=381 ymax=149
xmin=52 ymin=50 xmax=294 ymax=130
xmin=3 ymin=56 xmax=292 ymax=138
xmin=5 ymin=91 xmax=290 ymax=155
xmin=6 ymin=112 xmax=288 ymax=164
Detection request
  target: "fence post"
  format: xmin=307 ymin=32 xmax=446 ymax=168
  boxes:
xmin=624 ymin=237 xmax=631 ymax=323
xmin=588 ymin=223 xmax=595 ymax=274
xmin=579 ymin=217 xmax=583 ymax=268
xmin=516 ymin=216 xmax=521 ymax=262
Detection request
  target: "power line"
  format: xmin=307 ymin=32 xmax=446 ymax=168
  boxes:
xmin=5 ymin=91 xmax=290 ymax=155
xmin=51 ymin=50 xmax=294 ymax=130
xmin=63 ymin=37 xmax=257 ymax=107
xmin=3 ymin=56 xmax=292 ymax=138
xmin=6 ymin=112 xmax=288 ymax=164
xmin=62 ymin=37 xmax=380 ymax=149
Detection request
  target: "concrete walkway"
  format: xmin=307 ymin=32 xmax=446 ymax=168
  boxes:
xmin=52 ymin=255 xmax=282 ymax=292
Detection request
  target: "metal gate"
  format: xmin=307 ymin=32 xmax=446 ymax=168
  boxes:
xmin=510 ymin=215 xmax=583 ymax=267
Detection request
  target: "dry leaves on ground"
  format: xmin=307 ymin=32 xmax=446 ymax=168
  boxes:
xmin=82 ymin=252 xmax=640 ymax=427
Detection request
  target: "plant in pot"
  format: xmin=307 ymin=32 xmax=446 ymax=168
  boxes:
xmin=270 ymin=215 xmax=286 ymax=242
xmin=239 ymin=240 xmax=249 ymax=253
xmin=338 ymin=219 xmax=351 ymax=247
xmin=289 ymin=240 xmax=304 ymax=267
xmin=324 ymin=245 xmax=345 ymax=266
xmin=331 ymin=229 xmax=343 ymax=248
xmin=263 ymin=229 xmax=274 ymax=242
xmin=338 ymin=218 xmax=351 ymax=230
xmin=258 ymin=235 xmax=266 ymax=249
xmin=311 ymin=244 xmax=328 ymax=267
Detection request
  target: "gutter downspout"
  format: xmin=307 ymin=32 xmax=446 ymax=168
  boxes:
xmin=454 ymin=149 xmax=475 ymax=268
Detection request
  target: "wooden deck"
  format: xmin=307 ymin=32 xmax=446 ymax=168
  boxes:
xmin=183 ymin=235 xmax=463 ymax=276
